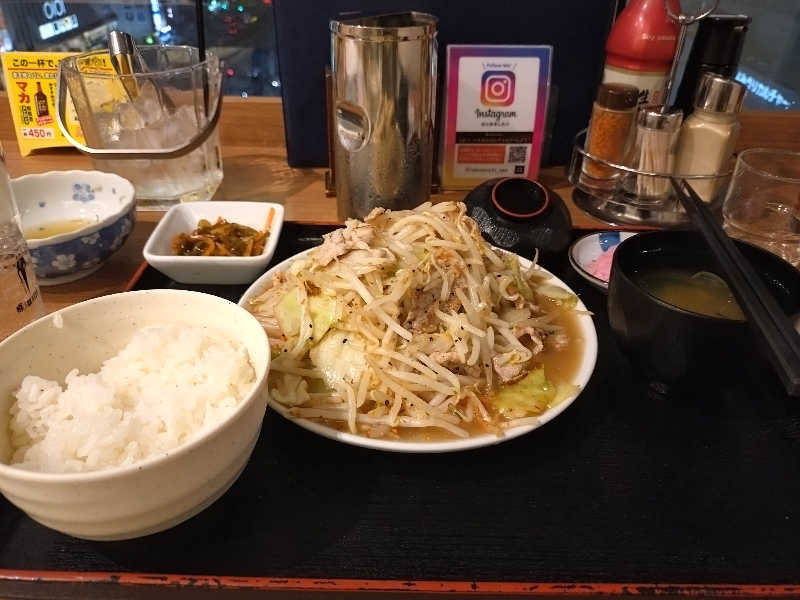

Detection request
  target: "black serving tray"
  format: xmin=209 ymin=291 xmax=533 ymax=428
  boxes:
xmin=128 ymin=222 xmax=339 ymax=302
xmin=3 ymin=223 xmax=800 ymax=596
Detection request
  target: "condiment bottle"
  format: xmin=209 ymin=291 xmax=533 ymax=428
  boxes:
xmin=673 ymin=14 xmax=750 ymax=116
xmin=583 ymin=83 xmax=638 ymax=182
xmin=626 ymin=106 xmax=683 ymax=201
xmin=0 ymin=151 xmax=44 ymax=340
xmin=674 ymin=73 xmax=746 ymax=203
xmin=602 ymin=0 xmax=681 ymax=106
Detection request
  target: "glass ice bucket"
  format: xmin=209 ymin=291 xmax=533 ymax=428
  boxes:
xmin=56 ymin=46 xmax=223 ymax=209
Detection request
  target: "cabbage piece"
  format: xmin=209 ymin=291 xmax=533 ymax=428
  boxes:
xmin=307 ymin=378 xmax=334 ymax=394
xmin=271 ymin=373 xmax=310 ymax=407
xmin=275 ymin=290 xmax=340 ymax=343
xmin=308 ymin=295 xmax=339 ymax=342
xmin=310 ymin=330 xmax=367 ymax=390
xmin=492 ymin=367 xmax=556 ymax=416
xmin=536 ymin=284 xmax=578 ymax=309
xmin=551 ymin=381 xmax=579 ymax=407
xmin=275 ymin=289 xmax=302 ymax=337
xmin=502 ymin=253 xmax=534 ymax=300
xmin=492 ymin=367 xmax=579 ymax=417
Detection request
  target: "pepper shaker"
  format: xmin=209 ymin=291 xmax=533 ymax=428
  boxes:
xmin=582 ymin=83 xmax=639 ymax=184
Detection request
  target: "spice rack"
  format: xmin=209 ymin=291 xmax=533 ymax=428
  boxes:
xmin=567 ymin=130 xmax=733 ymax=227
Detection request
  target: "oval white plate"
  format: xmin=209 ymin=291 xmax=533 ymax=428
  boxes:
xmin=569 ymin=231 xmax=638 ymax=292
xmin=240 ymin=247 xmax=598 ymax=453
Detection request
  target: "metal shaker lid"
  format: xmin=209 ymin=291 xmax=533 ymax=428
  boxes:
xmin=637 ymin=105 xmax=683 ymax=132
xmin=693 ymin=14 xmax=751 ymax=70
xmin=595 ymin=83 xmax=638 ymax=110
xmin=330 ymin=12 xmax=438 ymax=42
xmin=694 ymin=73 xmax=746 ymax=113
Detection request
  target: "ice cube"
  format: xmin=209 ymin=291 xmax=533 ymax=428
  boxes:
xmin=133 ymin=82 xmax=165 ymax=125
xmin=118 ymin=102 xmax=145 ymax=131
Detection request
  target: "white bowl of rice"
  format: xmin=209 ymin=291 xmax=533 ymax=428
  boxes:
xmin=0 ymin=289 xmax=270 ymax=540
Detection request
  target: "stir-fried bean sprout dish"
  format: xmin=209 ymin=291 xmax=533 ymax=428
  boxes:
xmin=247 ymin=202 xmax=583 ymax=440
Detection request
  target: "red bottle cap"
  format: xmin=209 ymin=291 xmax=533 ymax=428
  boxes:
xmin=605 ymin=0 xmax=680 ymax=73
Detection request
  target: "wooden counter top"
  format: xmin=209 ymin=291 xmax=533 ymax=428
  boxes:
xmin=2 ymin=92 xmax=798 ymax=314
xmin=0 ymin=93 xmax=639 ymax=228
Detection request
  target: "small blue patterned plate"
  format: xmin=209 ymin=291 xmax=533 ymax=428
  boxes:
xmin=568 ymin=231 xmax=638 ymax=292
xmin=12 ymin=170 xmax=136 ymax=286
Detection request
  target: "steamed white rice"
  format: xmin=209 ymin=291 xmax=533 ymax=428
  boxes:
xmin=8 ymin=325 xmax=256 ymax=474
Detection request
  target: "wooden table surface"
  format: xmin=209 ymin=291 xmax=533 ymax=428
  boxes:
xmin=2 ymin=93 xmax=799 ymax=314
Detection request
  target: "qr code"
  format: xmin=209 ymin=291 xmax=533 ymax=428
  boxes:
xmin=508 ymin=145 xmax=527 ymax=164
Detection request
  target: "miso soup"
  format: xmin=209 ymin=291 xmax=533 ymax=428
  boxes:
xmin=635 ymin=268 xmax=745 ymax=321
xmin=24 ymin=219 xmax=94 ymax=240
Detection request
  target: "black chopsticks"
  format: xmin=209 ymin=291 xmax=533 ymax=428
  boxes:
xmin=670 ymin=177 xmax=800 ymax=396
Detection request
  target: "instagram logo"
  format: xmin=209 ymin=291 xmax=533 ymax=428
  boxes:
xmin=481 ymin=71 xmax=515 ymax=106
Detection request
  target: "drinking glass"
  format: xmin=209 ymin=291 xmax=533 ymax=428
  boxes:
xmin=58 ymin=46 xmax=223 ymax=210
xmin=0 ymin=152 xmax=44 ymax=340
xmin=723 ymin=148 xmax=800 ymax=267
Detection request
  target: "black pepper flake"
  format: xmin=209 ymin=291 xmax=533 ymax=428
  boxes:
xmin=385 ymin=400 xmax=390 ymax=406
xmin=342 ymin=338 xmax=348 ymax=344
xmin=429 ymin=336 xmax=433 ymax=341
xmin=309 ymin=324 xmax=313 ymax=328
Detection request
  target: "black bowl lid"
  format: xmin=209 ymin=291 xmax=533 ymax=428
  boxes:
xmin=490 ymin=177 xmax=550 ymax=220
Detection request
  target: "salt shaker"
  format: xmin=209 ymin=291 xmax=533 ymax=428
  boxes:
xmin=674 ymin=73 xmax=745 ymax=203
xmin=0 ymin=153 xmax=44 ymax=340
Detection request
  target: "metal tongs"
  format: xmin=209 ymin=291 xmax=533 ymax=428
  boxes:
xmin=56 ymin=37 xmax=222 ymax=160
xmin=107 ymin=30 xmax=176 ymax=114
xmin=660 ymin=0 xmax=721 ymax=111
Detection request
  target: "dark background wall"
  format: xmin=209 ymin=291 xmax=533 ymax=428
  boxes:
xmin=273 ymin=0 xmax=618 ymax=168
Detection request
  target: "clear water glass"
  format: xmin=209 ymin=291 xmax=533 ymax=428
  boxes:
xmin=60 ymin=46 xmax=223 ymax=210
xmin=723 ymin=148 xmax=800 ymax=267
xmin=0 ymin=157 xmax=44 ymax=341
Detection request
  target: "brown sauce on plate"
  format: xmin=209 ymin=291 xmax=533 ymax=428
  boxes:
xmin=307 ymin=310 xmax=586 ymax=442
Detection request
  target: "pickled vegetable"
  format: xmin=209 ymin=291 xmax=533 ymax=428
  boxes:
xmin=171 ymin=215 xmax=271 ymax=257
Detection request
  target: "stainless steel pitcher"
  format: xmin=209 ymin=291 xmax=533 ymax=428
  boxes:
xmin=330 ymin=12 xmax=437 ymax=219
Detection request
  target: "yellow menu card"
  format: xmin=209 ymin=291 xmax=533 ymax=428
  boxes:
xmin=1 ymin=51 xmax=84 ymax=156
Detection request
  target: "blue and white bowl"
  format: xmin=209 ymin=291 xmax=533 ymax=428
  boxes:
xmin=12 ymin=171 xmax=136 ymax=286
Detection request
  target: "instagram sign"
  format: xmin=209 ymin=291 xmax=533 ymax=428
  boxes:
xmin=481 ymin=70 xmax=515 ymax=106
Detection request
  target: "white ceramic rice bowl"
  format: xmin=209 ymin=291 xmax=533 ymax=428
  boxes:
xmin=0 ymin=289 xmax=270 ymax=540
